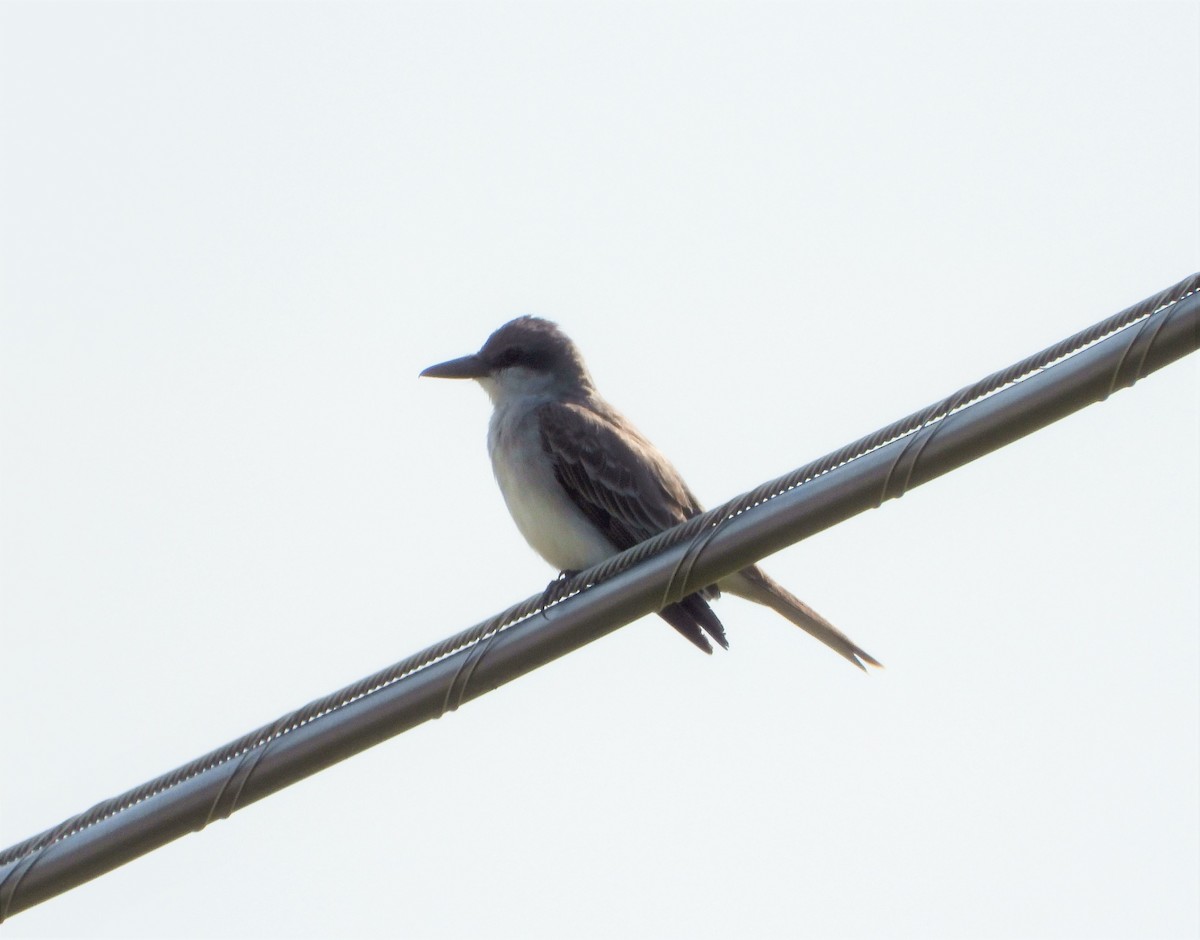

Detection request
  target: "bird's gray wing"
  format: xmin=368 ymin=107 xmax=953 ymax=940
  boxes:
xmin=537 ymin=400 xmax=726 ymax=653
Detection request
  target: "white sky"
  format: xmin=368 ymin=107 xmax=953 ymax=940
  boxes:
xmin=1 ymin=3 xmax=1197 ymax=938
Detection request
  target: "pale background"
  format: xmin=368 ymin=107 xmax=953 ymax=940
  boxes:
xmin=1 ymin=3 xmax=1197 ymax=938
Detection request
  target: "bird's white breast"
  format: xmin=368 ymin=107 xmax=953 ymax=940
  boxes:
xmin=487 ymin=400 xmax=615 ymax=573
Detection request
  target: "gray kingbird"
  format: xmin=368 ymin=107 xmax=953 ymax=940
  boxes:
xmin=421 ymin=316 xmax=880 ymax=669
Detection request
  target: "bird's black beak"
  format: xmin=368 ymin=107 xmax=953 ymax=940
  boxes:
xmin=419 ymin=353 xmax=490 ymax=380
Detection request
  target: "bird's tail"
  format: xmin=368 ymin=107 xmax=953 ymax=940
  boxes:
xmin=722 ymin=566 xmax=882 ymax=671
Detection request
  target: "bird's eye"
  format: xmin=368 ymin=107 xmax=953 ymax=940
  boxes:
xmin=493 ymin=346 xmax=523 ymax=368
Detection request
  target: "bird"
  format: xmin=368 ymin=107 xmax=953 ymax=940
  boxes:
xmin=420 ymin=316 xmax=880 ymax=670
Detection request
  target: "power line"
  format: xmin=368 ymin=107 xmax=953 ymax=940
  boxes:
xmin=2 ymin=272 xmax=1197 ymax=921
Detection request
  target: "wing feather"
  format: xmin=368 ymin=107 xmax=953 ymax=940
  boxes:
xmin=538 ymin=400 xmax=726 ymax=652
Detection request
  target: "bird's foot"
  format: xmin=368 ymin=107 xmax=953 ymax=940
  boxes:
xmin=539 ymin=569 xmax=581 ymax=617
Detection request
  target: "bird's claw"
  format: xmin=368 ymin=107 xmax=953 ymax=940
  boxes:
xmin=538 ymin=570 xmax=581 ymax=617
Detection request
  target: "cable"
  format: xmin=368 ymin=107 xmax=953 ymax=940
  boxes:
xmin=1 ymin=272 xmax=1196 ymax=921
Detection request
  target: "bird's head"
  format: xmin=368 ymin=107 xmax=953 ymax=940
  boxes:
xmin=420 ymin=316 xmax=593 ymax=404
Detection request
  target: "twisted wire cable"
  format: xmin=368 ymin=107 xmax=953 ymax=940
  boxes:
xmin=1 ymin=272 xmax=1196 ymax=890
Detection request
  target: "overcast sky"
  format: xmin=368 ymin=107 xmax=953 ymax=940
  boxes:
xmin=2 ymin=3 xmax=1197 ymax=938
